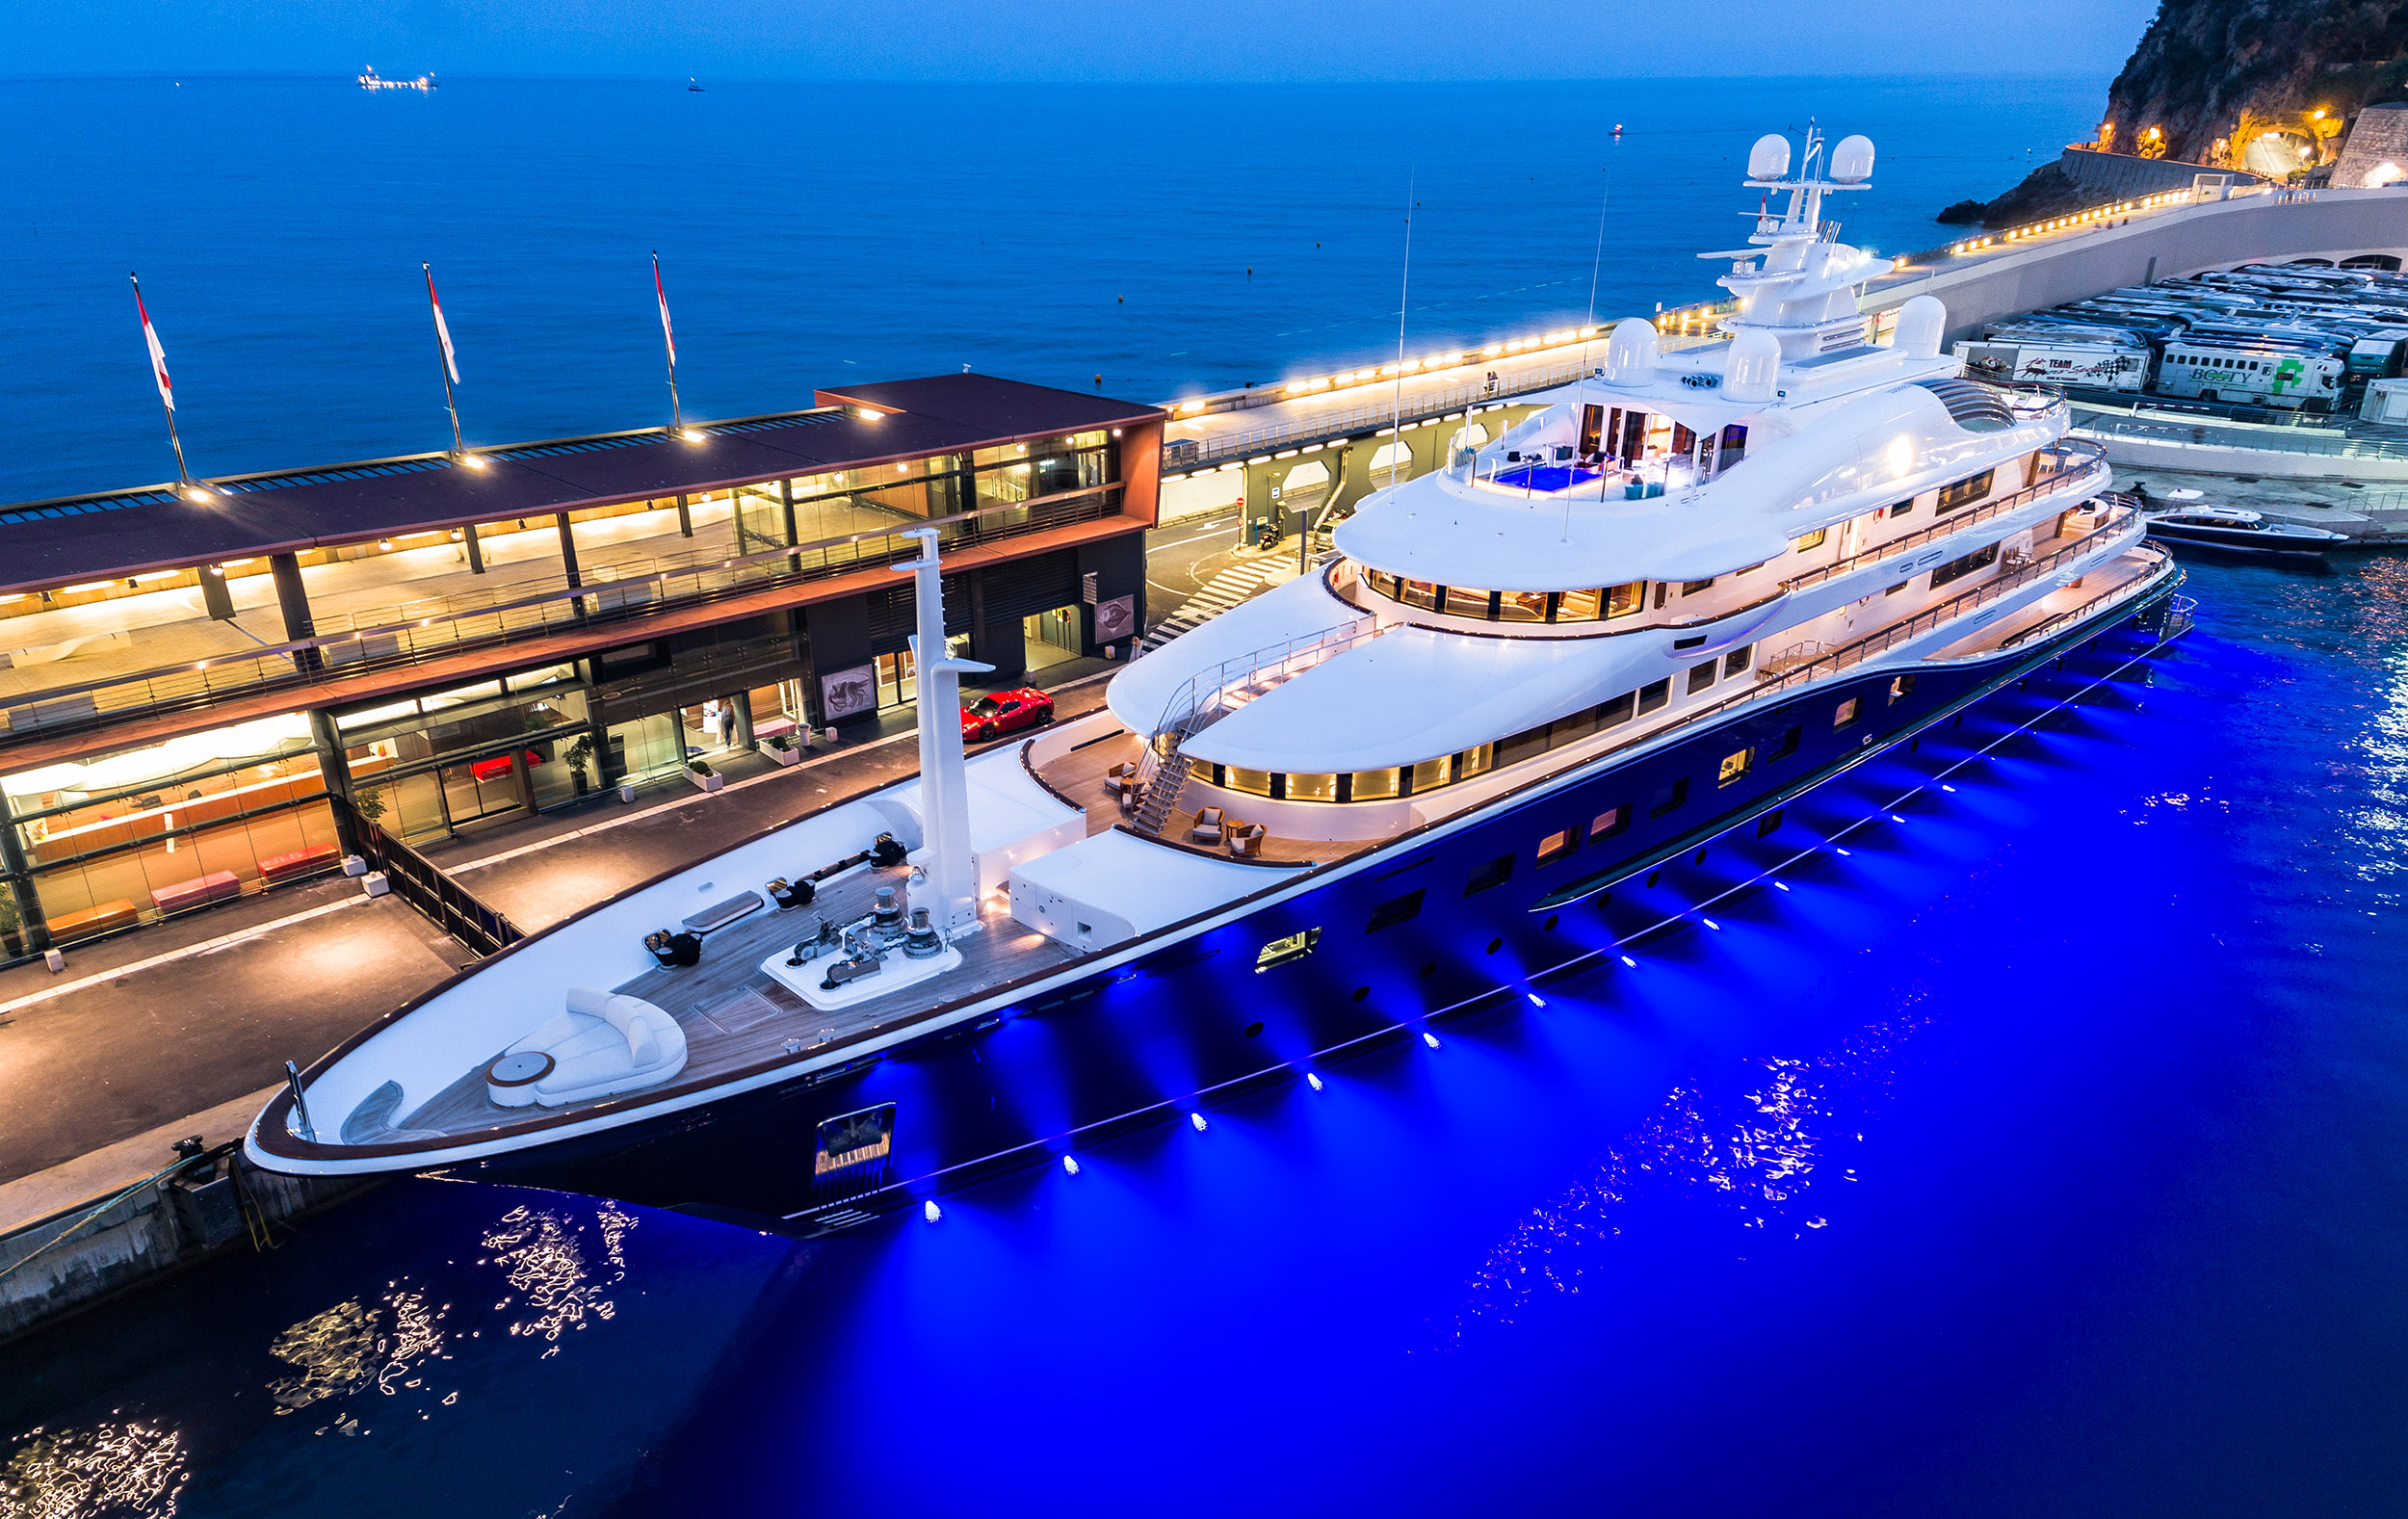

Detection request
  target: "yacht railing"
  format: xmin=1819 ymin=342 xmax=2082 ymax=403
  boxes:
xmin=1996 ymin=561 xmax=2184 ymax=652
xmin=1169 ymin=361 xmax=1597 ymax=468
xmin=1762 ymin=503 xmax=2141 ymax=678
xmin=1138 ymin=615 xmax=1381 ymax=778
xmin=1780 ymin=441 xmax=2107 ymax=594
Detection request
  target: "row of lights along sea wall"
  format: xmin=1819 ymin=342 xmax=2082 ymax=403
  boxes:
xmin=1948 ymin=190 xmax=2195 ymax=257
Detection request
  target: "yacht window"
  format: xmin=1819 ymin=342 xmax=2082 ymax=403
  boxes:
xmin=1400 ymin=579 xmax=1441 ymax=610
xmin=1718 ymin=747 xmax=1754 ymax=785
xmin=1834 ymin=696 xmax=1862 ymax=730
xmin=1409 ymin=755 xmax=1453 ymax=791
xmin=1888 ymin=674 xmax=1917 ymax=703
xmin=1648 ymin=776 xmax=1690 ymax=818
xmin=1885 ymin=581 xmax=1910 ymax=596
xmin=1935 ymin=469 xmax=1996 ymax=515
xmin=1888 ymin=499 xmax=1915 ymax=518
xmin=1495 ymin=725 xmax=1551 ymax=770
xmin=1734 ymin=561 xmax=1767 ymax=577
xmin=1637 ymin=679 xmax=1671 ymax=715
xmin=1724 ymin=644 xmax=1753 ymax=677
xmin=1366 ymin=568 xmax=1401 ymax=599
xmin=1680 ymin=578 xmax=1715 ymax=596
xmin=1350 ymin=767 xmax=1400 ymax=801
xmin=1771 ymin=723 xmax=1802 ymax=759
xmin=1499 ymin=590 xmax=1548 ymax=623
xmin=1590 ymin=804 xmax=1631 ymax=839
xmin=1757 ymin=808 xmax=1784 ymax=837
xmin=1550 ymin=708 xmax=1600 ymax=746
xmin=1606 ymin=582 xmax=1647 ymax=618
xmin=1718 ymin=424 xmax=1748 ymax=467
xmin=1228 ymin=767 xmax=1274 ymax=798
xmin=1929 ymin=541 xmax=2000 ymax=589
xmin=1687 ymin=660 xmax=1717 ymax=694
xmin=1445 ymin=586 xmax=1496 ymax=618
xmin=1256 ymin=928 xmax=1321 ymax=972
xmin=1556 ymin=589 xmax=1603 ymax=621
xmin=1535 ymin=828 xmax=1579 ymax=866
xmin=1458 ymin=744 xmax=1496 ymax=778
xmin=1795 ymin=528 xmax=1828 ymax=552
xmin=1597 ymin=692 xmax=1637 ymax=727
xmin=1288 ymin=772 xmax=1338 ymax=802
xmin=1367 ymin=890 xmax=1425 ymax=932
xmin=1464 ymin=854 xmax=1514 ymax=895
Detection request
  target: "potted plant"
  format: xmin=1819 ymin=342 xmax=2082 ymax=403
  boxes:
xmin=352 ymin=785 xmax=388 ymax=826
xmin=764 ymin=732 xmax=800 ymax=768
xmin=687 ymin=758 xmax=722 ymax=793
xmin=0 ymin=890 xmax=22 ymax=959
xmin=564 ymin=734 xmax=595 ymax=796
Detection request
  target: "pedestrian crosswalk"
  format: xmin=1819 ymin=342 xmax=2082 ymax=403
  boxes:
xmin=1138 ymin=559 xmax=1288 ymax=652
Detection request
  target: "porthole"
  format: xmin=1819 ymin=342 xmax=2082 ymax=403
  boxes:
xmin=1243 ymin=1021 xmax=1265 ymax=1038
xmin=1485 ymin=936 xmax=1504 ymax=955
xmin=1352 ymin=984 xmax=1371 ymax=1002
xmin=1542 ymin=914 xmax=1559 ymax=931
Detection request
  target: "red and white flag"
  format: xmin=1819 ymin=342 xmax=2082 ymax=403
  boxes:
xmin=653 ymin=252 xmax=676 ymax=368
xmin=131 ymin=274 xmax=173 ymax=411
xmin=423 ymin=263 xmax=460 ymax=384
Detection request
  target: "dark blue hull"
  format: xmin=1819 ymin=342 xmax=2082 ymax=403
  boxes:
xmin=454 ymin=579 xmax=2186 ymax=1224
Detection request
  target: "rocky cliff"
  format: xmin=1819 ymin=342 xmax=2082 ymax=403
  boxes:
xmin=1941 ymin=0 xmax=2408 ymax=225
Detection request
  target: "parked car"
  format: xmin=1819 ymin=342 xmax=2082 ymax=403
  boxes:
xmin=961 ymin=688 xmax=1054 ymax=743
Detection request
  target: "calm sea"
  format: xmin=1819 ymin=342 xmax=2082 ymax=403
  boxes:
xmin=14 ymin=74 xmax=2408 ymax=1519
xmin=2 ymin=73 xmax=2092 ymax=503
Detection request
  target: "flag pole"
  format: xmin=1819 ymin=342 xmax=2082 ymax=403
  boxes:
xmin=422 ymin=262 xmax=467 ymax=457
xmin=129 ymin=273 xmax=195 ymax=487
xmin=654 ymin=251 xmax=686 ymax=435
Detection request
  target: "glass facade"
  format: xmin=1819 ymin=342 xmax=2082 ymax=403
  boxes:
xmin=4 ymin=714 xmax=336 ymax=948
xmin=1361 ymin=566 xmax=1648 ymax=625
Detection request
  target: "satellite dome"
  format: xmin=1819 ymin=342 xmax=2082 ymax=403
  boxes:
xmin=1747 ymin=133 xmax=1792 ymax=180
xmin=1604 ymin=318 xmax=1661 ymax=386
xmin=1893 ymin=295 xmax=1947 ymax=359
xmin=1829 ymin=134 xmax=1876 ymax=184
xmin=1723 ymin=328 xmax=1782 ymax=403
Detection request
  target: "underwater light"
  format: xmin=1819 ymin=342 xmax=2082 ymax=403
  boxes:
xmin=923 ymin=1200 xmax=943 ymax=1223
xmin=1526 ymin=992 xmax=1546 ymax=1008
xmin=1422 ymin=1032 xmax=1441 ymax=1049
xmin=1190 ymin=1112 xmax=1209 ymax=1132
xmin=1620 ymin=956 xmax=1636 ymax=968
xmin=1941 ymin=783 xmax=1957 ymax=792
xmin=1836 ymin=847 xmax=1853 ymax=856
xmin=1305 ymin=1072 xmax=1324 ymax=1091
xmin=1061 ymin=1155 xmax=1081 ymax=1176
xmin=1702 ymin=917 xmax=1721 ymax=930
xmin=1773 ymin=880 xmax=1791 ymax=892
xmin=1890 ymin=813 xmax=1906 ymax=823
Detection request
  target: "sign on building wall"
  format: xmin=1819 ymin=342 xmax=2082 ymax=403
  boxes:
xmin=820 ymin=663 xmax=876 ymax=720
xmin=1092 ymin=593 xmax=1136 ymax=643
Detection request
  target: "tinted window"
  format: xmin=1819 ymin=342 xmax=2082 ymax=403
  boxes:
xmin=1367 ymin=889 xmax=1426 ymax=933
xmin=1464 ymin=854 xmax=1514 ymax=895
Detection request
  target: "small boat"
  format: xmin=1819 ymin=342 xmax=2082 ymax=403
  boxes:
xmin=2141 ymin=505 xmax=2347 ymax=555
xmin=688 ymin=77 xmax=706 ymax=92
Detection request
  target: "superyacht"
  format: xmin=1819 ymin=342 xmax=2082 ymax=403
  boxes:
xmin=250 ymin=126 xmax=2186 ymax=1214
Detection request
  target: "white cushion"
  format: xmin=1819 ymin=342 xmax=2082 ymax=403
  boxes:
xmin=504 ymin=990 xmax=689 ymax=1108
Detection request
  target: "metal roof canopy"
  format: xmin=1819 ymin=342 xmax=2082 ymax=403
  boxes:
xmin=0 ymin=374 xmax=1160 ymax=594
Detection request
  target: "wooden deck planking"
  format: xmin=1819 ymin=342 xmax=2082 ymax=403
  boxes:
xmin=396 ymin=860 xmax=1085 ymax=1139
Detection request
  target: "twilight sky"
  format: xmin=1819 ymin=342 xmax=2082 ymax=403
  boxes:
xmin=13 ymin=0 xmax=2159 ymax=83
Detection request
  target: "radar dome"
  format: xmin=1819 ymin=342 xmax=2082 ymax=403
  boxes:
xmin=1893 ymin=295 xmax=1947 ymax=359
xmin=1747 ymin=133 xmax=1792 ymax=180
xmin=1828 ymin=134 xmax=1875 ymax=184
xmin=1604 ymin=318 xmax=1661 ymax=386
xmin=1723 ymin=328 xmax=1782 ymax=403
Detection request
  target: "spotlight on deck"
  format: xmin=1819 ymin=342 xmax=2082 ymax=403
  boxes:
xmin=922 ymin=1199 xmax=943 ymax=1223
xmin=183 ymin=485 xmax=216 ymax=503
xmin=459 ymin=453 xmax=489 ymax=470
xmin=681 ymin=429 xmax=705 ymax=443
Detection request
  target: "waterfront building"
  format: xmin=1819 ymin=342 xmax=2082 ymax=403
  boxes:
xmin=0 ymin=375 xmax=1162 ymax=961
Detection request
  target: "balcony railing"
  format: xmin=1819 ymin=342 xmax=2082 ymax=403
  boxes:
xmin=1780 ymin=441 xmax=2108 ymax=594
xmin=0 ymin=484 xmax=1123 ymax=747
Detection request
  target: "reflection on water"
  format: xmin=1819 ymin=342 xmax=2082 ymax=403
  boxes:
xmin=481 ymin=1201 xmax=637 ymax=1350
xmin=0 ymin=1421 xmax=186 ymax=1518
xmin=1452 ymin=1003 xmax=1936 ymax=1345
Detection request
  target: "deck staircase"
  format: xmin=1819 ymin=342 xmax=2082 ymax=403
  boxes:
xmin=1128 ymin=615 xmax=1381 ymax=837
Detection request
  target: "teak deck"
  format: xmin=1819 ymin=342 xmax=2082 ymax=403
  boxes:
xmin=395 ymin=859 xmax=1086 ymax=1139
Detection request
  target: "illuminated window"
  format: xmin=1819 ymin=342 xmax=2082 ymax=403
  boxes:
xmin=1255 ymin=928 xmax=1322 ymax=972
xmin=1409 ymin=755 xmax=1453 ymax=791
xmin=1606 ymin=582 xmax=1647 ymax=618
xmin=1444 ymin=586 xmax=1495 ymax=618
xmin=1498 ymin=590 xmax=1548 ymax=623
xmin=1590 ymin=804 xmax=1631 ymax=839
xmin=1888 ymin=674 xmax=1917 ymax=703
xmin=1834 ymin=696 xmax=1863 ymax=730
xmin=1795 ymin=528 xmax=1828 ymax=552
xmin=1350 ymin=768 xmax=1400 ymax=800
xmin=1399 ymin=579 xmax=1441 ymax=610
xmin=1717 ymin=747 xmax=1754 ymax=785
xmin=1227 ymin=767 xmax=1274 ymax=798
xmin=1287 ymin=772 xmax=1338 ymax=801
xmin=1935 ymin=468 xmax=1996 ymax=514
xmin=1535 ymin=828 xmax=1579 ymax=866
xmin=1556 ymin=589 xmax=1602 ymax=621
xmin=1680 ymin=578 xmax=1715 ymax=596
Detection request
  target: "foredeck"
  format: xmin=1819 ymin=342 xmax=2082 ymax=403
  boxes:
xmin=392 ymin=857 xmax=1086 ymax=1139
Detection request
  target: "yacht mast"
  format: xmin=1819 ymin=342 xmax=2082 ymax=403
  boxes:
xmin=897 ymin=529 xmax=993 ymax=937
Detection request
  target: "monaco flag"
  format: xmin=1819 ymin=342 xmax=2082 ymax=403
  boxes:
xmin=653 ymin=252 xmax=676 ymax=368
xmin=423 ymin=263 xmax=460 ymax=384
xmin=130 ymin=274 xmax=173 ymax=411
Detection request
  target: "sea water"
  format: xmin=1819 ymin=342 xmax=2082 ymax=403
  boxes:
xmin=1 ymin=73 xmax=2092 ymax=503
xmin=12 ymin=76 xmax=2408 ymax=1519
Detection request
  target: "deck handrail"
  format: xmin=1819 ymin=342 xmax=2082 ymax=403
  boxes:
xmin=1139 ymin=615 xmax=1381 ymax=775
xmin=1779 ymin=442 xmax=2107 ymax=594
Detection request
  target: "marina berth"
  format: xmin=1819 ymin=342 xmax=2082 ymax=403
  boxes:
xmin=250 ymin=121 xmax=2186 ymax=1203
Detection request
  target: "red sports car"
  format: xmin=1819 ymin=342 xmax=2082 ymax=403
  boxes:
xmin=960 ymin=688 xmax=1054 ymax=743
